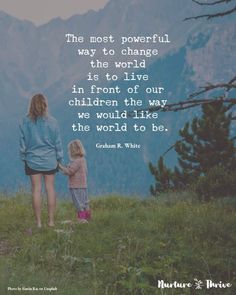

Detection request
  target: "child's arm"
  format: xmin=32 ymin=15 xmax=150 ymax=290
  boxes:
xmin=58 ymin=163 xmax=67 ymax=175
xmin=58 ymin=161 xmax=79 ymax=176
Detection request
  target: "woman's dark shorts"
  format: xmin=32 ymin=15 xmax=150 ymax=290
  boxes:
xmin=25 ymin=162 xmax=58 ymax=176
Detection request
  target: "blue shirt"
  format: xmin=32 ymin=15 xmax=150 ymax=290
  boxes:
xmin=19 ymin=115 xmax=63 ymax=171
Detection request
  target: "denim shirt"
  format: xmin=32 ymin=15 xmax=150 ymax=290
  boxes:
xmin=19 ymin=115 xmax=63 ymax=171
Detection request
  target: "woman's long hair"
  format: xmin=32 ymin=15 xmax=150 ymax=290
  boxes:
xmin=28 ymin=94 xmax=48 ymax=122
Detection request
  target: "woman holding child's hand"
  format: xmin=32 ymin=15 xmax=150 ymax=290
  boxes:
xmin=19 ymin=94 xmax=63 ymax=228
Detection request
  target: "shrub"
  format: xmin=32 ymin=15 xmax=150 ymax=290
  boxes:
xmin=194 ymin=166 xmax=236 ymax=201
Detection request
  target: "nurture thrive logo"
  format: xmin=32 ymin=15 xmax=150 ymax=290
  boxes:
xmin=157 ymin=279 xmax=232 ymax=290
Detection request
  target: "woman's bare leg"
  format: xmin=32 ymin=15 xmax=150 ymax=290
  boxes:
xmin=30 ymin=174 xmax=42 ymax=228
xmin=44 ymin=174 xmax=56 ymax=226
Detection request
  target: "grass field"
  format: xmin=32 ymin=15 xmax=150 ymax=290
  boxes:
xmin=0 ymin=193 xmax=235 ymax=295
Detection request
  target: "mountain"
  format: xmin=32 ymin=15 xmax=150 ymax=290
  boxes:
xmin=0 ymin=0 xmax=235 ymax=195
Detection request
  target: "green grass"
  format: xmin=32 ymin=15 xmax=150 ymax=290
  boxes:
xmin=0 ymin=193 xmax=235 ymax=295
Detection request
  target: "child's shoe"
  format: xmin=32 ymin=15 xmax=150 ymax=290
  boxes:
xmin=85 ymin=209 xmax=91 ymax=220
xmin=77 ymin=211 xmax=88 ymax=223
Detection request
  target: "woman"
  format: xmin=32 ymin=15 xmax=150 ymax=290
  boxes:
xmin=19 ymin=94 xmax=63 ymax=228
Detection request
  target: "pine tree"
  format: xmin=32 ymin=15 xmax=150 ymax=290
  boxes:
xmin=149 ymin=101 xmax=235 ymax=195
xmin=174 ymin=101 xmax=235 ymax=186
xmin=149 ymin=156 xmax=172 ymax=196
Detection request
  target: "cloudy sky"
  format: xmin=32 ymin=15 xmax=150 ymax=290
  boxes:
xmin=0 ymin=0 xmax=109 ymax=25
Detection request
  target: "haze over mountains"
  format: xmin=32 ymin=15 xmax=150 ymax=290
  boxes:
xmin=0 ymin=0 xmax=235 ymax=195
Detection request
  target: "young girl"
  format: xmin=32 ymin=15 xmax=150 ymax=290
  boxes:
xmin=59 ymin=140 xmax=90 ymax=223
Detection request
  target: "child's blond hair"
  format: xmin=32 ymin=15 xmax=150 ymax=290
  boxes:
xmin=68 ymin=139 xmax=86 ymax=160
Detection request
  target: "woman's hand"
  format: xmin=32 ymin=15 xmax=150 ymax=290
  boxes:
xmin=58 ymin=162 xmax=65 ymax=171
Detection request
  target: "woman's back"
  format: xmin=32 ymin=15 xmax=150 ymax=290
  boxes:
xmin=19 ymin=115 xmax=63 ymax=171
xmin=19 ymin=93 xmax=63 ymax=228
